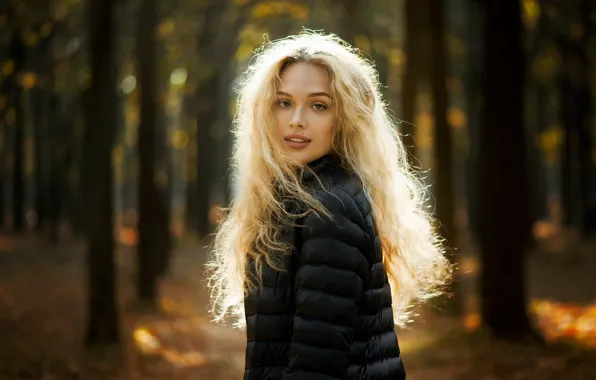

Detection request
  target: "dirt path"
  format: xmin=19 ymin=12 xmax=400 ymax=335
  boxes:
xmin=1 ymin=236 xmax=596 ymax=379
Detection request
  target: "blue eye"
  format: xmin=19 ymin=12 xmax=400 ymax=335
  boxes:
xmin=277 ymin=99 xmax=291 ymax=108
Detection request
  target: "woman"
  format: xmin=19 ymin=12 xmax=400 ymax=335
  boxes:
xmin=206 ymin=32 xmax=451 ymax=380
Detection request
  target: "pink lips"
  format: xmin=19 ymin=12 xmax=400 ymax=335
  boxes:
xmin=284 ymin=134 xmax=311 ymax=149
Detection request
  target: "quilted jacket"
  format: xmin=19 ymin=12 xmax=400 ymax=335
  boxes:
xmin=243 ymin=154 xmax=406 ymax=380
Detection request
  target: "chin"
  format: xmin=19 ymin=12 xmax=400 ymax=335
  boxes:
xmin=284 ymin=152 xmax=310 ymax=166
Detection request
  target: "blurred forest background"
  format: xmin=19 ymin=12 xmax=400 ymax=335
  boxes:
xmin=1 ymin=0 xmax=596 ymax=379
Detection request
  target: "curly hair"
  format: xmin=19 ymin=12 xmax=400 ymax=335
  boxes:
xmin=205 ymin=31 xmax=451 ymax=328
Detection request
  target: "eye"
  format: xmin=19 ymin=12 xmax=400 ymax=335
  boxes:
xmin=277 ymin=99 xmax=291 ymax=108
xmin=312 ymin=102 xmax=327 ymax=111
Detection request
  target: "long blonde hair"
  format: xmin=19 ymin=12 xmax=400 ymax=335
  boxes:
xmin=205 ymin=31 xmax=451 ymax=328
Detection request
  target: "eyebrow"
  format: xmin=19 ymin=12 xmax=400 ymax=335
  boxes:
xmin=276 ymin=91 xmax=332 ymax=100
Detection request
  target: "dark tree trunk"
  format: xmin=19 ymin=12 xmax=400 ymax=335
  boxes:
xmin=136 ymin=0 xmax=170 ymax=306
xmin=47 ymin=92 xmax=63 ymax=245
xmin=0 ymin=23 xmax=4 ymax=231
xmin=581 ymin=0 xmax=596 ymax=235
xmin=184 ymin=95 xmax=199 ymax=233
xmin=559 ymin=48 xmax=590 ymax=232
xmin=429 ymin=1 xmax=458 ymax=312
xmin=401 ymin=0 xmax=430 ymax=163
xmin=194 ymin=4 xmax=226 ymax=239
xmin=33 ymin=21 xmax=57 ymax=239
xmin=464 ymin=2 xmax=483 ymax=239
xmin=84 ymin=0 xmax=119 ymax=346
xmin=477 ymin=0 xmax=537 ymax=340
xmin=9 ymin=31 xmax=25 ymax=234
xmin=558 ymin=0 xmax=594 ymax=236
xmin=339 ymin=0 xmax=387 ymax=91
xmin=195 ymin=71 xmax=218 ymax=238
xmin=194 ymin=2 xmax=253 ymax=238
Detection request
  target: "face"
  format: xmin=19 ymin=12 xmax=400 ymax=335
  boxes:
xmin=273 ymin=61 xmax=336 ymax=165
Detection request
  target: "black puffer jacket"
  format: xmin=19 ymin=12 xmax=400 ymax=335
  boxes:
xmin=244 ymin=155 xmax=405 ymax=380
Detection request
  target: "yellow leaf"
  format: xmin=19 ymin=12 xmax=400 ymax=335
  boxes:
xmin=447 ymin=107 xmax=467 ymax=129
xmin=20 ymin=72 xmax=39 ymax=88
xmin=388 ymin=48 xmax=404 ymax=66
xmin=236 ymin=42 xmax=254 ymax=61
xmin=415 ymin=111 xmax=433 ymax=149
xmin=25 ymin=32 xmax=39 ymax=47
xmin=54 ymin=3 xmax=68 ymax=21
xmin=354 ymin=35 xmax=371 ymax=53
xmin=537 ymin=126 xmax=563 ymax=165
xmin=290 ymin=4 xmax=309 ymax=20
xmin=40 ymin=22 xmax=53 ymax=38
xmin=522 ymin=0 xmax=540 ymax=29
xmin=171 ymin=130 xmax=189 ymax=149
xmin=3 ymin=60 xmax=14 ymax=76
xmin=459 ymin=256 xmax=479 ymax=275
xmin=464 ymin=313 xmax=481 ymax=331
xmin=133 ymin=327 xmax=161 ymax=353
xmin=157 ymin=20 xmax=175 ymax=38
xmin=113 ymin=146 xmax=123 ymax=164
xmin=252 ymin=3 xmax=272 ymax=18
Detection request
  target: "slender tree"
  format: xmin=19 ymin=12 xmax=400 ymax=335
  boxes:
xmin=84 ymin=0 xmax=119 ymax=346
xmin=476 ymin=0 xmax=538 ymax=340
xmin=136 ymin=0 xmax=171 ymax=306
xmin=193 ymin=0 xmax=255 ymax=238
xmin=429 ymin=1 xmax=458 ymax=310
xmin=8 ymin=28 xmax=25 ymax=234
xmin=401 ymin=0 xmax=429 ymax=162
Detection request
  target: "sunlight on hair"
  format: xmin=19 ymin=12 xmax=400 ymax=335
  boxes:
xmin=205 ymin=30 xmax=452 ymax=329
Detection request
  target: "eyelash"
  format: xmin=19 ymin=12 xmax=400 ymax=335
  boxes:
xmin=276 ymin=99 xmax=328 ymax=111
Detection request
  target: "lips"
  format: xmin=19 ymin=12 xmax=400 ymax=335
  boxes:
xmin=284 ymin=134 xmax=311 ymax=149
xmin=284 ymin=134 xmax=311 ymax=143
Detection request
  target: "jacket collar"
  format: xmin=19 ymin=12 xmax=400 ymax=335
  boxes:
xmin=301 ymin=154 xmax=340 ymax=183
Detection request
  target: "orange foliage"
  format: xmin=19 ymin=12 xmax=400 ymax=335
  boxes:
xmin=532 ymin=300 xmax=596 ymax=347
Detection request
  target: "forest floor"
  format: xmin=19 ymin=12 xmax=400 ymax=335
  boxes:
xmin=1 ymin=233 xmax=596 ymax=379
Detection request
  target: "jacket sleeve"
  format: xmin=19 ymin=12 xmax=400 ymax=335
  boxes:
xmin=282 ymin=189 xmax=370 ymax=380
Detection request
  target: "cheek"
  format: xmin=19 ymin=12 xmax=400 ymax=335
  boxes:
xmin=323 ymin=115 xmax=336 ymax=137
xmin=274 ymin=110 xmax=288 ymax=129
xmin=318 ymin=118 xmax=335 ymax=147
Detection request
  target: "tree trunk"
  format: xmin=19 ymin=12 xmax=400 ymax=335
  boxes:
xmin=9 ymin=31 xmax=25 ymax=234
xmin=429 ymin=1 xmax=458 ymax=312
xmin=401 ymin=0 xmax=429 ymax=163
xmin=477 ymin=0 xmax=537 ymax=340
xmin=136 ymin=0 xmax=170 ymax=305
xmin=84 ymin=0 xmax=119 ymax=346
xmin=581 ymin=0 xmax=596 ymax=235
xmin=559 ymin=45 xmax=590 ymax=233
xmin=34 ymin=21 xmax=56 ymax=238
xmin=339 ymin=0 xmax=387 ymax=90
xmin=184 ymin=95 xmax=199 ymax=233
xmin=194 ymin=4 xmax=225 ymax=239
xmin=194 ymin=2 xmax=253 ymax=237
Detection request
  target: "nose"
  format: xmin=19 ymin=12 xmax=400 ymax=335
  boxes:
xmin=289 ymin=107 xmax=306 ymax=128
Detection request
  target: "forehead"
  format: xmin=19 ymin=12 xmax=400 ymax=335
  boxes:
xmin=278 ymin=62 xmax=331 ymax=92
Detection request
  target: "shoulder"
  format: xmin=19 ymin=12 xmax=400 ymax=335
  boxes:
xmin=301 ymin=166 xmax=373 ymax=258
xmin=313 ymin=164 xmax=372 ymax=231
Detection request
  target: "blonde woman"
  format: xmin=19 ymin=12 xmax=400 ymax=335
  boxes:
xmin=206 ymin=32 xmax=450 ymax=380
